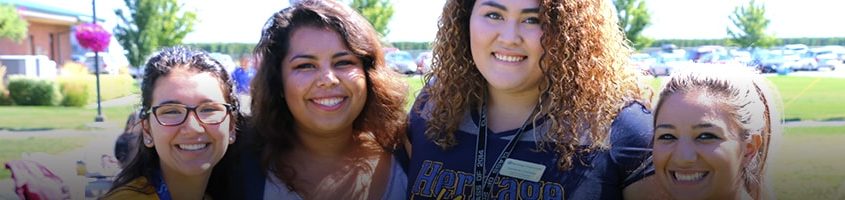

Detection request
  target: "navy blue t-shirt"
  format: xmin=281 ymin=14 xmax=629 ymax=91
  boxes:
xmin=408 ymin=97 xmax=654 ymax=200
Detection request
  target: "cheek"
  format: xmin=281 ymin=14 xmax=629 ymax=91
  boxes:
xmin=652 ymin=144 xmax=672 ymax=168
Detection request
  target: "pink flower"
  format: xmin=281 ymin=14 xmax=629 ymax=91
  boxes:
xmin=75 ymin=23 xmax=111 ymax=52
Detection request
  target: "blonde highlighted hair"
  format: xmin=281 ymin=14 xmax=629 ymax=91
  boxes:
xmin=654 ymin=66 xmax=783 ymax=200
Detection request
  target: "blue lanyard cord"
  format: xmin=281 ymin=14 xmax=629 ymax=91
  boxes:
xmin=152 ymin=169 xmax=172 ymax=200
xmin=472 ymin=101 xmax=540 ymax=200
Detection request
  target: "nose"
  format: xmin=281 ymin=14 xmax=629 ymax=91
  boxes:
xmin=496 ymin=20 xmax=522 ymax=46
xmin=316 ymin=67 xmax=340 ymax=88
xmin=671 ymin=139 xmax=698 ymax=166
xmin=180 ymin=112 xmax=205 ymax=135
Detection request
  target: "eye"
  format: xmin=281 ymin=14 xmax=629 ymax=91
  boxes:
xmin=156 ymin=105 xmax=186 ymax=115
xmin=334 ymin=60 xmax=357 ymax=68
xmin=294 ymin=63 xmax=315 ymax=69
xmin=523 ymin=17 xmax=540 ymax=24
xmin=696 ymin=132 xmax=722 ymax=140
xmin=656 ymin=133 xmax=677 ymax=141
xmin=484 ymin=12 xmax=503 ymax=20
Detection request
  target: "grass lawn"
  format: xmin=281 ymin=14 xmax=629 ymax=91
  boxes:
xmin=0 ymin=136 xmax=93 ymax=179
xmin=647 ymin=76 xmax=845 ymax=121
xmin=772 ymin=126 xmax=845 ymax=199
xmin=0 ymin=105 xmax=137 ymax=130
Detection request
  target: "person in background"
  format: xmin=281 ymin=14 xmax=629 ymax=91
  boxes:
xmin=233 ymin=55 xmax=256 ymax=95
xmin=652 ymin=67 xmax=782 ymax=200
xmin=407 ymin=0 xmax=658 ymax=199
xmin=103 ymin=46 xmax=243 ymax=200
xmin=234 ymin=0 xmax=410 ymax=199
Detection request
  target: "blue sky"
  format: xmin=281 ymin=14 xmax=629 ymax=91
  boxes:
xmin=24 ymin=0 xmax=845 ymax=43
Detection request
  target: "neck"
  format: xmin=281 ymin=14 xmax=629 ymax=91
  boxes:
xmin=160 ymin=165 xmax=210 ymax=200
xmin=485 ymin=86 xmax=541 ymax=133
xmin=295 ymin=128 xmax=355 ymax=158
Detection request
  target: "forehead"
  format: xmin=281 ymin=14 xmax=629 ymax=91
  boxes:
xmin=473 ymin=0 xmax=541 ymax=10
xmin=285 ymin=26 xmax=348 ymax=56
xmin=152 ymin=68 xmax=227 ymax=104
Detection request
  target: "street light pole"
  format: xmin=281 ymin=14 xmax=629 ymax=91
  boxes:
xmin=92 ymin=0 xmax=104 ymax=122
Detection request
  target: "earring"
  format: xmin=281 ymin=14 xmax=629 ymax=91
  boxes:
xmin=229 ymin=135 xmax=236 ymax=144
xmin=143 ymin=138 xmax=152 ymax=145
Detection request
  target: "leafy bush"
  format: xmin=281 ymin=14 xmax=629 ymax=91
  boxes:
xmin=58 ymin=77 xmax=91 ymax=107
xmin=7 ymin=76 xmax=62 ymax=106
xmin=0 ymin=89 xmax=11 ymax=105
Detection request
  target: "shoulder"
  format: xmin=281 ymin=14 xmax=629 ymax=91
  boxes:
xmin=102 ymin=177 xmax=157 ymax=200
xmin=609 ymin=101 xmax=653 ymax=148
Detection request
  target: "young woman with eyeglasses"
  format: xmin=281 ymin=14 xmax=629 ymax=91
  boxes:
xmin=103 ymin=46 xmax=243 ymax=200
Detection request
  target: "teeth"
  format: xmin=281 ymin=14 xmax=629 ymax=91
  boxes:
xmin=494 ymin=53 xmax=525 ymax=62
xmin=314 ymin=97 xmax=343 ymax=106
xmin=673 ymin=172 xmax=706 ymax=181
xmin=179 ymin=144 xmax=207 ymax=151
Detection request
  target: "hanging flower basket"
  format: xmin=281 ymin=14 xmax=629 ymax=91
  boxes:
xmin=75 ymin=23 xmax=111 ymax=52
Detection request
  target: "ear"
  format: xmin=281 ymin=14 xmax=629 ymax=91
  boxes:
xmin=141 ymin=120 xmax=154 ymax=148
xmin=743 ymin=134 xmax=763 ymax=164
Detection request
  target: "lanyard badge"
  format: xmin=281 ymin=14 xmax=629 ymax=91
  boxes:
xmin=471 ymin=101 xmax=545 ymax=200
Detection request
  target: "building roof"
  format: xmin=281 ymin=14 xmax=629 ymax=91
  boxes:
xmin=0 ymin=0 xmax=103 ymax=25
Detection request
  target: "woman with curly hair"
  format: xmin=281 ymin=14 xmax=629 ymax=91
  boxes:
xmin=407 ymin=0 xmax=656 ymax=199
xmin=232 ymin=0 xmax=409 ymax=199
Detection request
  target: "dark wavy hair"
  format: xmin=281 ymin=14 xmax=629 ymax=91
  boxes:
xmin=107 ymin=46 xmax=242 ymax=198
xmin=420 ymin=0 xmax=646 ymax=170
xmin=250 ymin=0 xmax=407 ymax=193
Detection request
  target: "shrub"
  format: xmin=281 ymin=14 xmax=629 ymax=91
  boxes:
xmin=0 ymin=89 xmax=11 ymax=105
xmin=7 ymin=76 xmax=62 ymax=106
xmin=58 ymin=77 xmax=91 ymax=107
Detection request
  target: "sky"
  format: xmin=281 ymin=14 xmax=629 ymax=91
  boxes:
xmin=21 ymin=0 xmax=845 ymax=43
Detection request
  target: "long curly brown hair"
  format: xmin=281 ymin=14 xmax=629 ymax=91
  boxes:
xmin=421 ymin=0 xmax=645 ymax=170
xmin=250 ymin=0 xmax=407 ymax=192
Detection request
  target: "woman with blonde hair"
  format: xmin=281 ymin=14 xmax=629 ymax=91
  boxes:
xmin=653 ymin=67 xmax=781 ymax=200
xmin=407 ymin=0 xmax=656 ymax=199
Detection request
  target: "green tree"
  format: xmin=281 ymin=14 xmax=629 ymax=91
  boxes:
xmin=349 ymin=0 xmax=394 ymax=38
xmin=114 ymin=0 xmax=196 ymax=67
xmin=727 ymin=0 xmax=778 ymax=49
xmin=614 ymin=0 xmax=652 ymax=50
xmin=0 ymin=3 xmax=28 ymax=42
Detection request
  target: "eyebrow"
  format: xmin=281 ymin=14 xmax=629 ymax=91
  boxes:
xmin=288 ymin=51 xmax=353 ymax=63
xmin=480 ymin=1 xmax=539 ymax=14
xmin=655 ymin=124 xmax=676 ymax=129
xmin=156 ymin=99 xmax=214 ymax=106
xmin=692 ymin=123 xmax=715 ymax=129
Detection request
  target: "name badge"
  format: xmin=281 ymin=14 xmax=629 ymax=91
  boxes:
xmin=498 ymin=158 xmax=546 ymax=182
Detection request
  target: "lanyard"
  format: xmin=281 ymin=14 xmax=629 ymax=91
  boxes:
xmin=152 ymin=169 xmax=172 ymax=200
xmin=472 ymin=101 xmax=539 ymax=200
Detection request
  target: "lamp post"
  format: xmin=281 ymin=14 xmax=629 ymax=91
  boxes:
xmin=92 ymin=0 xmax=104 ymax=122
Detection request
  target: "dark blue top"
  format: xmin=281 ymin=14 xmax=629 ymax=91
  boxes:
xmin=407 ymin=95 xmax=655 ymax=200
xmin=232 ymin=66 xmax=256 ymax=94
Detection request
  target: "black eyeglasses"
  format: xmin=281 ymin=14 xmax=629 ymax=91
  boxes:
xmin=147 ymin=102 xmax=232 ymax=126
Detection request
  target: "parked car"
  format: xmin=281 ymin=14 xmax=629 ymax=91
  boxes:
xmin=416 ymin=51 xmax=433 ymax=74
xmin=649 ymin=53 xmax=690 ymax=76
xmin=753 ymin=51 xmax=802 ymax=73
xmin=809 ymin=46 xmax=844 ymax=70
xmin=628 ymin=53 xmax=655 ymax=75
xmin=385 ymin=51 xmax=417 ymax=74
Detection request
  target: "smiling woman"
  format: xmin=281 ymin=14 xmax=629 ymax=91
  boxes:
xmin=102 ymin=46 xmax=243 ymax=200
xmin=238 ymin=0 xmax=410 ymax=199
xmin=653 ymin=67 xmax=783 ymax=200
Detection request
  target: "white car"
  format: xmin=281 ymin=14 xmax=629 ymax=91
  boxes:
xmin=385 ymin=51 xmax=417 ymax=74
